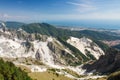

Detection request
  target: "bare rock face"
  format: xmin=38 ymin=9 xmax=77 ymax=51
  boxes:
xmin=0 ymin=21 xmax=7 ymax=32
xmin=47 ymin=41 xmax=67 ymax=65
xmin=47 ymin=41 xmax=80 ymax=66
xmin=83 ymin=48 xmax=120 ymax=74
xmin=25 ymin=40 xmax=35 ymax=52
xmin=35 ymin=49 xmax=41 ymax=60
xmin=67 ymin=37 xmax=105 ymax=60
xmin=0 ymin=25 xmax=108 ymax=68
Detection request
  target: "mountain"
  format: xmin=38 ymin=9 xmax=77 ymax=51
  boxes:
xmin=5 ymin=21 xmax=25 ymax=29
xmin=0 ymin=26 xmax=104 ymax=66
xmin=21 ymin=23 xmax=82 ymax=38
xmin=67 ymin=37 xmax=104 ymax=60
xmin=21 ymin=23 xmax=120 ymax=40
xmin=83 ymin=48 xmax=120 ymax=74
xmin=79 ymin=30 xmax=120 ymax=40
xmin=0 ymin=22 xmax=109 ymax=80
xmin=1 ymin=22 xmax=120 ymax=80
xmin=21 ymin=23 xmax=110 ymax=54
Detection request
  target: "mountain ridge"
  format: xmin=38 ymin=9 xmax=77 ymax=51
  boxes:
xmin=0 ymin=21 xmax=120 ymax=80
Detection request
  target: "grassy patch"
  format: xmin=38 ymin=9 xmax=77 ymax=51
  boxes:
xmin=62 ymin=69 xmax=81 ymax=78
xmin=28 ymin=71 xmax=73 ymax=80
xmin=17 ymin=65 xmax=31 ymax=73
xmin=18 ymin=66 xmax=73 ymax=80
xmin=88 ymin=77 xmax=106 ymax=80
xmin=107 ymin=71 xmax=120 ymax=80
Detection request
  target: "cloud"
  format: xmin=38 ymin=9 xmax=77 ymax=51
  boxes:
xmin=0 ymin=13 xmax=29 ymax=21
xmin=32 ymin=11 xmax=120 ymax=21
xmin=67 ymin=1 xmax=97 ymax=12
xmin=86 ymin=12 xmax=120 ymax=20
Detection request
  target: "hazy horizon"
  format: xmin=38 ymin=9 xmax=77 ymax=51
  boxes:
xmin=0 ymin=0 xmax=120 ymax=29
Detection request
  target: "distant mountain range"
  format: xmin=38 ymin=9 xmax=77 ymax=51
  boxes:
xmin=5 ymin=21 xmax=25 ymax=29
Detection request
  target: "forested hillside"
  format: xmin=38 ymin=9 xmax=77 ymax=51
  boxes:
xmin=0 ymin=59 xmax=32 ymax=80
xmin=21 ymin=23 xmax=120 ymax=40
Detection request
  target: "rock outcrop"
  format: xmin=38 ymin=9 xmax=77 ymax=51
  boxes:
xmin=83 ymin=48 xmax=120 ymax=74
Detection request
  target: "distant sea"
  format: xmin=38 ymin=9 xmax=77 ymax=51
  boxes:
xmin=47 ymin=20 xmax=120 ymax=30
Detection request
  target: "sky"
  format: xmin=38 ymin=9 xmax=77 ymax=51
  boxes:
xmin=0 ymin=0 xmax=120 ymax=22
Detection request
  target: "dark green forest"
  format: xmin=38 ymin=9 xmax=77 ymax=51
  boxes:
xmin=0 ymin=59 xmax=32 ymax=80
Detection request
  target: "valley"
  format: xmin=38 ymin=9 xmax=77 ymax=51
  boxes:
xmin=1 ymin=0 xmax=120 ymax=80
xmin=0 ymin=21 xmax=120 ymax=80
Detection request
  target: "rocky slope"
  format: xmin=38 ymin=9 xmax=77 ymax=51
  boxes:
xmin=83 ymin=48 xmax=120 ymax=74
xmin=0 ymin=22 xmax=108 ymax=79
xmin=67 ymin=37 xmax=105 ymax=60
